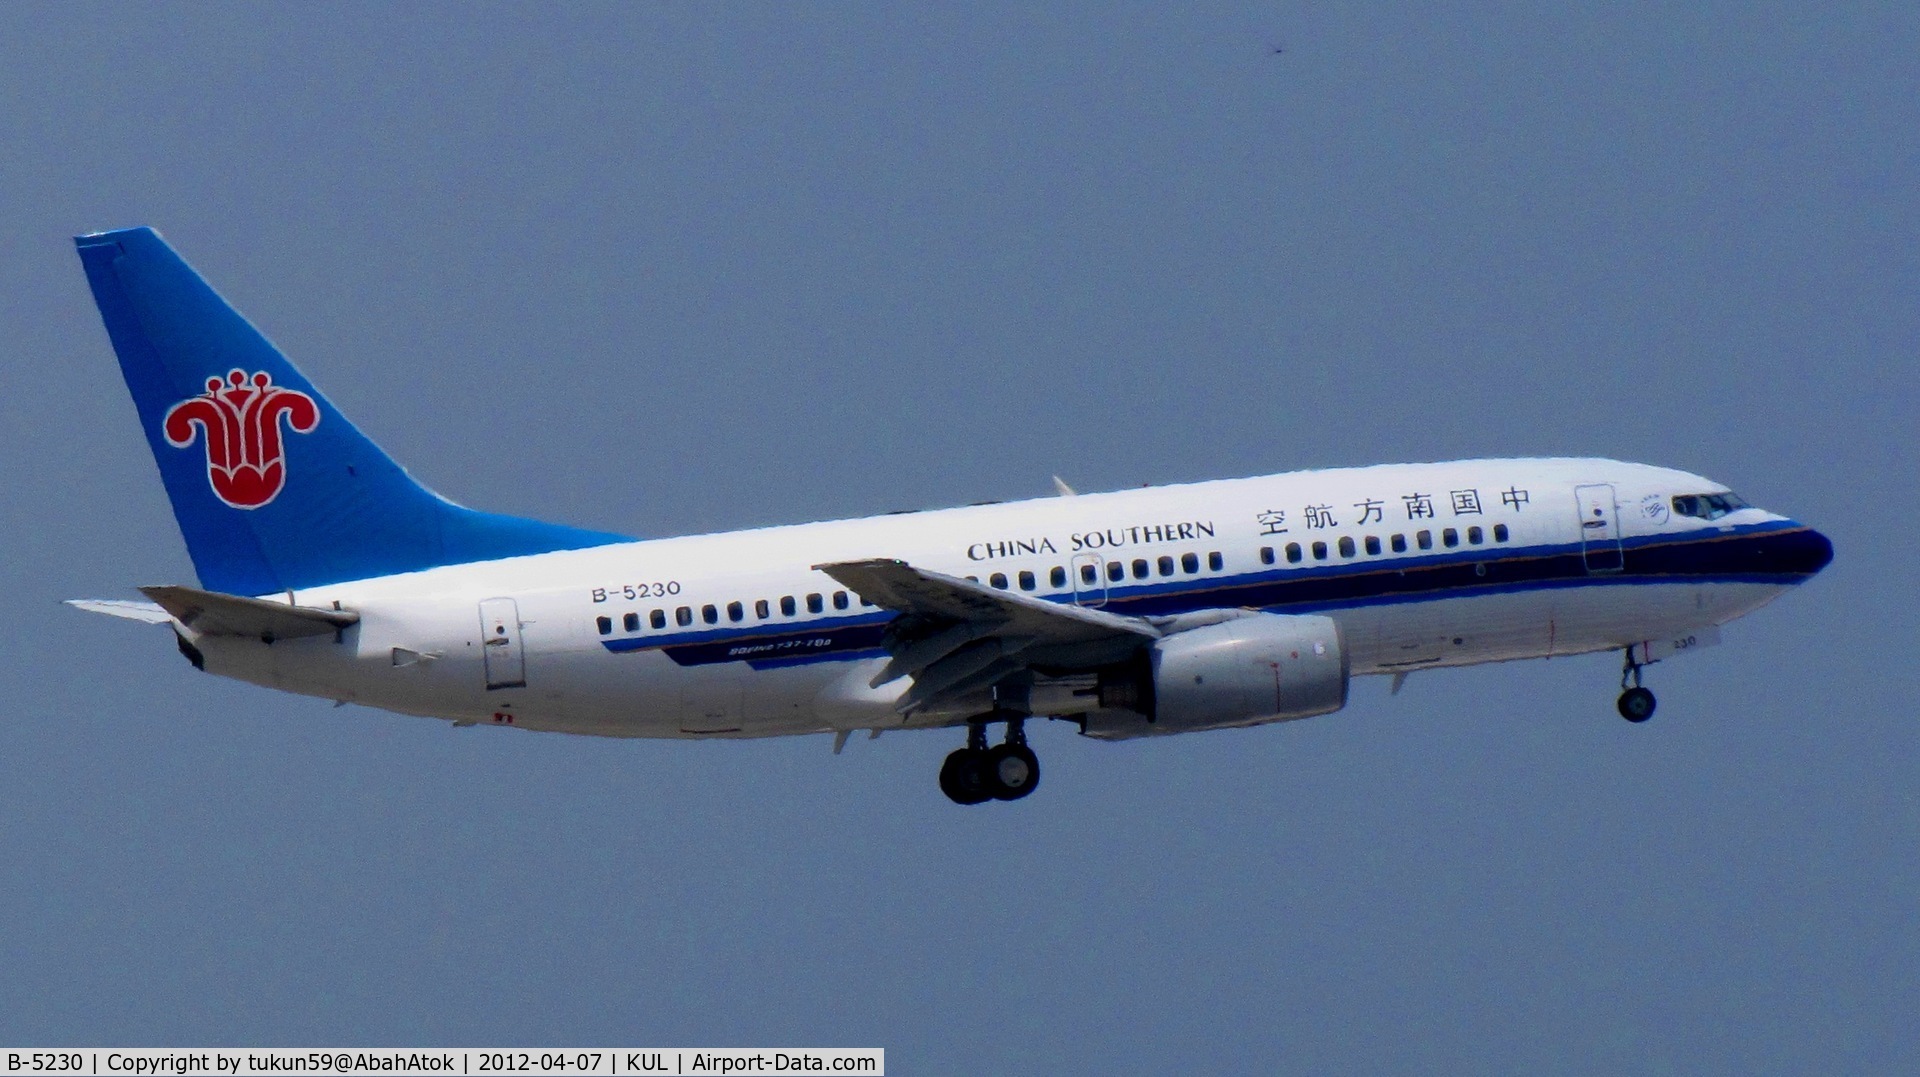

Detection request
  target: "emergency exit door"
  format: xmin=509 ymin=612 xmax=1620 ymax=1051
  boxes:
xmin=480 ymin=598 xmax=526 ymax=689
xmin=1071 ymin=553 xmax=1108 ymax=608
xmin=1574 ymin=484 xmax=1624 ymax=573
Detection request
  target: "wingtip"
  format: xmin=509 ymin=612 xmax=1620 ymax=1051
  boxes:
xmin=812 ymin=557 xmax=905 ymax=572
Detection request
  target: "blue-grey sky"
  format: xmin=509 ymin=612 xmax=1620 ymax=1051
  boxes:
xmin=2 ymin=4 xmax=1915 ymax=1072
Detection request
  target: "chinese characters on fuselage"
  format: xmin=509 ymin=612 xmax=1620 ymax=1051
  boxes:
xmin=1254 ymin=487 xmax=1528 ymax=536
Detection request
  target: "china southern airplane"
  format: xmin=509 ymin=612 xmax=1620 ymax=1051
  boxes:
xmin=68 ymin=228 xmax=1833 ymax=805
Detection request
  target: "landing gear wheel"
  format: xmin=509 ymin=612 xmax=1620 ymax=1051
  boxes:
xmin=982 ymin=743 xmax=1041 ymax=801
xmin=939 ymin=748 xmax=992 ymax=805
xmin=1617 ymin=686 xmax=1656 ymax=723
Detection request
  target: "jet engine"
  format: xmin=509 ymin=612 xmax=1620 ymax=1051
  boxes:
xmin=1079 ymin=612 xmax=1349 ymax=739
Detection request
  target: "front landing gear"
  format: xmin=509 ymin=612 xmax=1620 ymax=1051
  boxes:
xmin=1617 ymin=650 xmax=1657 ymax=723
xmin=1617 ymin=686 xmax=1656 ymax=722
xmin=939 ymin=716 xmax=1041 ymax=805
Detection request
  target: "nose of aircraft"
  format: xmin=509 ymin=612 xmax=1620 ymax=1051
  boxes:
xmin=1778 ymin=523 xmax=1834 ymax=577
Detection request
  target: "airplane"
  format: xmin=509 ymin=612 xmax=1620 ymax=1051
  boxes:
xmin=67 ymin=227 xmax=1834 ymax=805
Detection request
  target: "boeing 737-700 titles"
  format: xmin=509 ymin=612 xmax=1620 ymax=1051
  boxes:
xmin=68 ymin=228 xmax=1834 ymax=804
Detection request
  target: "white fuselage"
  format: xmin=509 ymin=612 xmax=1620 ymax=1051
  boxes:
xmin=187 ymin=457 xmax=1820 ymax=739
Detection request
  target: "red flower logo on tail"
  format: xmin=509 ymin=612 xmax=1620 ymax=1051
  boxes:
xmin=164 ymin=370 xmax=320 ymax=509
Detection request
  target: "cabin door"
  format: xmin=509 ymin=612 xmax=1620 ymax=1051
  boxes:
xmin=1574 ymin=484 xmax=1624 ymax=573
xmin=480 ymin=597 xmax=527 ymax=689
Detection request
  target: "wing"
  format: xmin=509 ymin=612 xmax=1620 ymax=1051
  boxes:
xmin=814 ymin=558 xmax=1159 ymax=716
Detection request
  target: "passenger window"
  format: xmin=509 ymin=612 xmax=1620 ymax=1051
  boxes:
xmin=623 ymin=612 xmax=639 ymax=632
xmin=1417 ymin=530 xmax=1433 ymax=550
xmin=596 ymin=616 xmax=612 ymax=635
xmin=1050 ymin=566 xmax=1067 ymax=588
xmin=1260 ymin=546 xmax=1275 ymax=565
xmin=1157 ymin=556 xmax=1175 ymax=576
xmin=1018 ymin=570 xmax=1036 ymax=591
xmin=1082 ymin=563 xmax=1099 ymax=584
xmin=989 ymin=572 xmax=1008 ymax=589
xmin=806 ymin=593 xmax=824 ymax=614
xmin=754 ymin=599 xmax=769 ymax=619
xmin=1391 ymin=534 xmax=1408 ymax=553
xmin=1181 ymin=553 xmax=1199 ymax=574
xmin=832 ymin=591 xmax=849 ymax=610
xmin=1493 ymin=523 xmax=1510 ymax=542
xmin=1132 ymin=559 xmax=1150 ymax=579
xmin=1108 ymin=561 xmax=1125 ymax=582
xmin=1208 ymin=552 xmax=1223 ymax=571
xmin=1365 ymin=536 xmax=1382 ymax=556
xmin=1338 ymin=537 xmax=1356 ymax=558
xmin=650 ymin=609 xmax=666 ymax=630
xmin=1443 ymin=528 xmax=1459 ymax=548
xmin=701 ymin=604 xmax=718 ymax=625
xmin=726 ymin=601 xmax=743 ymax=622
xmin=1312 ymin=541 xmax=1328 ymax=560
xmin=676 ymin=606 xmax=693 ymax=627
xmin=1286 ymin=542 xmax=1303 ymax=563
xmin=1467 ymin=526 xmax=1483 ymax=545
xmin=779 ymin=596 xmax=796 ymax=617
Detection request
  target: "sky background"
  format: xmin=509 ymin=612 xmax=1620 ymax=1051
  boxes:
xmin=2 ymin=3 xmax=1915 ymax=1072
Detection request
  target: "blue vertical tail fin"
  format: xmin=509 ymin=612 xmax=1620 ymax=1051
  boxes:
xmin=75 ymin=227 xmax=629 ymax=595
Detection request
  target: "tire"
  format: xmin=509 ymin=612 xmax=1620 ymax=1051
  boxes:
xmin=984 ymin=743 xmax=1041 ymax=801
xmin=1617 ymin=686 xmax=1656 ymax=723
xmin=939 ymin=748 xmax=993 ymax=805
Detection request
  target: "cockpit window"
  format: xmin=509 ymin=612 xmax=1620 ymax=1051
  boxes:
xmin=1672 ymin=492 xmax=1750 ymax=520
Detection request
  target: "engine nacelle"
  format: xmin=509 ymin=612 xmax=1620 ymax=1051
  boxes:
xmin=1081 ymin=612 xmax=1348 ymax=739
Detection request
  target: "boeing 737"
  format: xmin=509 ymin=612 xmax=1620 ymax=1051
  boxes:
xmin=68 ymin=228 xmax=1834 ymax=804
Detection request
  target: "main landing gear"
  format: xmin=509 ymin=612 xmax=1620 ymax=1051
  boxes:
xmin=938 ymin=715 xmax=1041 ymax=805
xmin=1617 ymin=649 xmax=1657 ymax=723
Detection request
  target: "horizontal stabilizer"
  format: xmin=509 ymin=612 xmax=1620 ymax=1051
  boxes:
xmin=137 ymin=584 xmax=359 ymax=641
xmin=65 ymin=598 xmax=173 ymax=624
